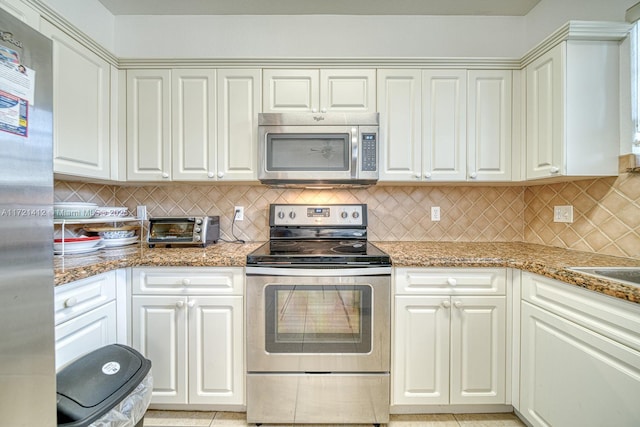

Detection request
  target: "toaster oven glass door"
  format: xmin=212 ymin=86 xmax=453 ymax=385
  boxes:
xmin=149 ymin=221 xmax=194 ymax=242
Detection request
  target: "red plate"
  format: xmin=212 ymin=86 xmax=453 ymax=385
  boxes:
xmin=54 ymin=236 xmax=101 ymax=243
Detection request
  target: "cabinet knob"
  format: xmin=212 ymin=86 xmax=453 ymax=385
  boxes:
xmin=162 ymin=172 xmax=170 ymax=179
xmin=414 ymin=174 xmax=421 ymax=179
xmin=182 ymin=278 xmax=191 ymax=286
xmin=207 ymin=172 xmax=215 ymax=178
xmin=187 ymin=300 xmax=196 ymax=308
xmin=176 ymin=300 xmax=184 ymax=308
xmin=217 ymin=171 xmax=224 ymax=178
xmin=321 ymin=108 xmax=327 ymax=113
xmin=454 ymin=300 xmax=463 ymax=309
xmin=64 ymin=297 xmax=78 ymax=308
xmin=550 ymin=166 xmax=560 ymax=174
xmin=447 ymin=277 xmax=457 ymax=286
xmin=312 ymin=108 xmax=318 ymax=113
xmin=469 ymin=172 xmax=478 ymax=179
xmin=441 ymin=300 xmax=451 ymax=309
xmin=424 ymin=172 xmax=432 ymax=179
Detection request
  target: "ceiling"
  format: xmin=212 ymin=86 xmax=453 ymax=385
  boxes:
xmin=96 ymin=0 xmax=542 ymax=16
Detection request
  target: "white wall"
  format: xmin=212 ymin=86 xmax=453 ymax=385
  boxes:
xmin=113 ymin=14 xmax=525 ymax=59
xmin=525 ymin=0 xmax=638 ymax=51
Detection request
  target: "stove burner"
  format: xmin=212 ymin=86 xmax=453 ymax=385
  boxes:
xmin=331 ymin=242 xmax=366 ymax=254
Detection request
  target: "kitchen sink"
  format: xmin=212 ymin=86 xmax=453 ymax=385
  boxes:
xmin=569 ymin=267 xmax=640 ymax=288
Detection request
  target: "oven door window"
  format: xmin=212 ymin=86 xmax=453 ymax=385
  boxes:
xmin=265 ymin=284 xmax=372 ymax=353
xmin=266 ymin=133 xmax=350 ymax=171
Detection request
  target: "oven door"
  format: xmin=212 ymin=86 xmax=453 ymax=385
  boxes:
xmin=246 ymin=268 xmax=390 ymax=373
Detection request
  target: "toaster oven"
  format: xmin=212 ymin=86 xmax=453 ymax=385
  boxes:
xmin=147 ymin=216 xmax=219 ymax=247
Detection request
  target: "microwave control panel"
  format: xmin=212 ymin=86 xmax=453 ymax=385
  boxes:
xmin=361 ymin=133 xmax=377 ymax=171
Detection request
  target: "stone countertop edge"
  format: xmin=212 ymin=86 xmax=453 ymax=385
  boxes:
xmin=54 ymin=241 xmax=640 ymax=304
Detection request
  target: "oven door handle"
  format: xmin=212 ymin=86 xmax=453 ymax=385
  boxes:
xmin=245 ymin=266 xmax=391 ymax=276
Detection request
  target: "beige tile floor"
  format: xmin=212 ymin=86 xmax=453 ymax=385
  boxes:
xmin=143 ymin=411 xmax=527 ymax=427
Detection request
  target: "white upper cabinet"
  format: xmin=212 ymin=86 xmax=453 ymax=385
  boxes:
xmin=0 ymin=0 xmax=39 ymax=30
xmin=127 ymin=68 xmax=260 ymax=182
xmin=422 ymin=70 xmax=467 ymax=181
xmin=263 ymin=69 xmax=376 ymax=113
xmin=468 ymin=70 xmax=512 ymax=181
xmin=172 ymin=69 xmax=217 ymax=181
xmin=377 ymin=69 xmax=422 ymax=181
xmin=379 ymin=69 xmax=511 ymax=182
xmin=127 ymin=69 xmax=172 ymax=181
xmin=42 ymin=20 xmax=112 ymax=180
xmin=217 ymin=69 xmax=261 ymax=181
xmin=525 ymin=41 xmax=620 ymax=180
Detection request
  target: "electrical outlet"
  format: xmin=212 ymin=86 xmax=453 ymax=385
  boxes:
xmin=431 ymin=206 xmax=441 ymax=221
xmin=234 ymin=206 xmax=244 ymax=221
xmin=553 ymin=205 xmax=574 ymax=223
xmin=136 ymin=205 xmax=147 ymax=220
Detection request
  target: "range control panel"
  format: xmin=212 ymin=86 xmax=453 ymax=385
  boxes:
xmin=270 ymin=204 xmax=366 ymax=226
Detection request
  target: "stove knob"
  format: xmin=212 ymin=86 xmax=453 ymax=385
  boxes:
xmin=277 ymin=211 xmax=285 ymax=219
xmin=340 ymin=211 xmax=348 ymax=219
xmin=194 ymin=235 xmax=201 ymax=241
xmin=194 ymin=227 xmax=201 ymax=233
xmin=289 ymin=211 xmax=296 ymax=219
xmin=195 ymin=219 xmax=203 ymax=225
xmin=352 ymin=211 xmax=360 ymax=219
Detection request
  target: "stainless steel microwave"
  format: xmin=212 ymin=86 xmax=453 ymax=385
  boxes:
xmin=258 ymin=112 xmax=379 ymax=188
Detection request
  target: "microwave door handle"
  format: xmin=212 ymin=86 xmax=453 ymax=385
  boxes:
xmin=351 ymin=127 xmax=359 ymax=179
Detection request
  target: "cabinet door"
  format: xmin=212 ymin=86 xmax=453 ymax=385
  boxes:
xmin=42 ymin=20 xmax=111 ymax=180
xmin=217 ymin=69 xmax=260 ymax=181
xmin=450 ymin=296 xmax=506 ymax=404
xmin=189 ymin=296 xmax=244 ymax=405
xmin=55 ymin=301 xmax=117 ymax=370
xmin=468 ymin=70 xmax=512 ymax=181
xmin=521 ymin=301 xmax=640 ymax=427
xmin=127 ymin=69 xmax=172 ymax=181
xmin=320 ymin=69 xmax=376 ymax=112
xmin=377 ymin=70 xmax=422 ymax=181
xmin=132 ymin=295 xmax=188 ymax=404
xmin=262 ymin=69 xmax=318 ymax=112
xmin=422 ymin=70 xmax=467 ymax=181
xmin=526 ymin=44 xmax=564 ymax=179
xmin=172 ymin=69 xmax=217 ymax=181
xmin=393 ymin=295 xmax=450 ymax=405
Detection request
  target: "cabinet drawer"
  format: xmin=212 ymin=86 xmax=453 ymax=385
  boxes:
xmin=55 ymin=300 xmax=117 ymax=370
xmin=132 ymin=267 xmax=243 ymax=295
xmin=522 ymin=272 xmax=640 ymax=352
xmin=394 ymin=268 xmax=506 ymax=295
xmin=54 ymin=271 xmax=117 ymax=325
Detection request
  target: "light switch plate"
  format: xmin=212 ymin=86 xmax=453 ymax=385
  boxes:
xmin=553 ymin=205 xmax=573 ymax=223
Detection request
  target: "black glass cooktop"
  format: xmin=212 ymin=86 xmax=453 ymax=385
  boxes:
xmin=246 ymin=240 xmax=391 ymax=267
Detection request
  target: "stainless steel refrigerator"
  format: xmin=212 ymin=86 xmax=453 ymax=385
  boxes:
xmin=0 ymin=8 xmax=56 ymax=426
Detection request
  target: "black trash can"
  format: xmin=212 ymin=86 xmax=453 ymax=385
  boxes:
xmin=56 ymin=344 xmax=153 ymax=427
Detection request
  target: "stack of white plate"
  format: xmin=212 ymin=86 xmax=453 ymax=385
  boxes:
xmin=54 ymin=236 xmax=104 ymax=255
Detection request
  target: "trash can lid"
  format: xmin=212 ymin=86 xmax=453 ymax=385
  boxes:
xmin=57 ymin=344 xmax=151 ymax=427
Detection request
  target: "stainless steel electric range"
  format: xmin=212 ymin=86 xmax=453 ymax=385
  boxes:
xmin=245 ymin=204 xmax=391 ymax=425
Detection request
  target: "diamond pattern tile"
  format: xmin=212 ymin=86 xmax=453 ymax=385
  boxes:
xmin=525 ymin=174 xmax=640 ymax=259
xmin=54 ymin=172 xmax=639 ymax=259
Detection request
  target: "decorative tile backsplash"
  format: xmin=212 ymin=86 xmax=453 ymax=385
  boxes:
xmin=525 ymin=173 xmax=640 ymax=259
xmin=54 ymin=172 xmax=640 ymax=259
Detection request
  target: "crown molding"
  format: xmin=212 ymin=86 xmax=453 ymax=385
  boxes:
xmin=116 ymin=57 xmax=521 ymax=69
xmin=22 ymin=2 xmax=633 ymax=71
xmin=520 ymin=20 xmax=632 ymax=68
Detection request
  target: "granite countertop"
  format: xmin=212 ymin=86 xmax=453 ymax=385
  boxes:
xmin=374 ymin=241 xmax=640 ymax=304
xmin=54 ymin=241 xmax=640 ymax=304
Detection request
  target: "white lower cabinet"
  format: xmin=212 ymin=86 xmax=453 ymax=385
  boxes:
xmin=520 ymin=273 xmax=640 ymax=427
xmin=393 ymin=268 xmax=508 ymax=407
xmin=54 ymin=270 xmax=126 ymax=370
xmin=131 ymin=267 xmax=244 ymax=407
